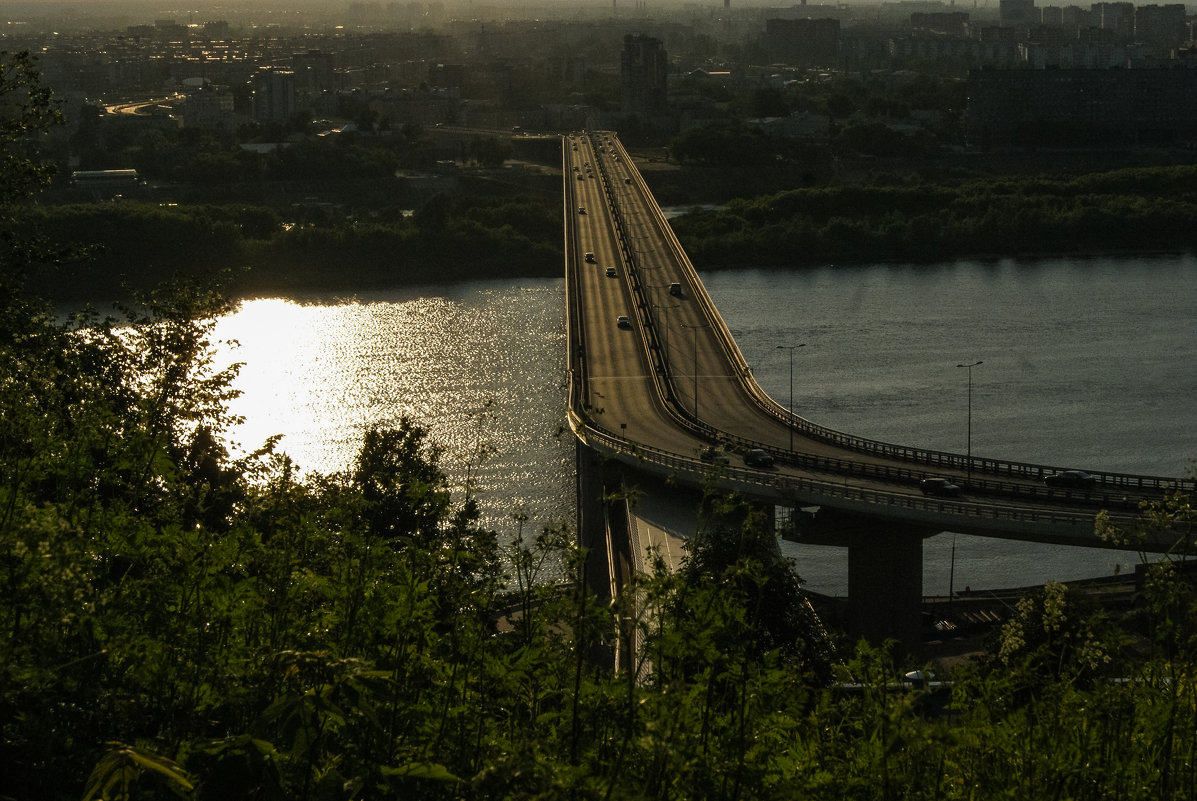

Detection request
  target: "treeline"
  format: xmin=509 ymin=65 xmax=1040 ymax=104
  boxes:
xmin=10 ymin=193 xmax=562 ymax=300
xmin=668 ymin=118 xmax=933 ymax=168
xmin=670 ymin=165 xmax=1197 ymax=267
xmin=669 ymin=121 xmax=814 ymax=167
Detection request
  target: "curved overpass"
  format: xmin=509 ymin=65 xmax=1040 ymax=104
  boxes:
xmin=563 ymin=131 xmax=1190 ymax=642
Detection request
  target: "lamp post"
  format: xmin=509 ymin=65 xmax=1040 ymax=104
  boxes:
xmin=651 ymin=296 xmax=678 ymax=365
xmin=776 ymin=343 xmax=806 ymax=452
xmin=948 ymin=534 xmax=957 ymax=617
xmin=682 ymin=323 xmax=709 ymax=420
xmin=956 ymin=360 xmax=982 ymax=480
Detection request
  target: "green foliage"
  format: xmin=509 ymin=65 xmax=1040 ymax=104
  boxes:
xmin=987 ymin=582 xmax=1117 ymax=692
xmin=670 ymin=121 xmax=795 ymax=167
xmin=5 ymin=191 xmax=562 ymax=300
xmin=671 ymin=165 xmax=1197 ymax=267
xmin=0 ymin=50 xmax=62 ymax=205
xmin=0 ymin=50 xmax=68 ymax=285
xmin=836 ymin=118 xmax=923 ymax=158
xmin=463 ymin=135 xmax=513 ymax=168
xmin=83 ymin=743 xmax=194 ymax=801
xmin=673 ymin=492 xmax=834 ymax=680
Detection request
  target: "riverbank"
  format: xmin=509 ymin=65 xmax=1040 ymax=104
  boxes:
xmin=667 ymin=164 xmax=1197 ymax=270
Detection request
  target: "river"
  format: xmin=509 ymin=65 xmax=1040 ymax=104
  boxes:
xmin=212 ymin=254 xmax=1197 ymax=596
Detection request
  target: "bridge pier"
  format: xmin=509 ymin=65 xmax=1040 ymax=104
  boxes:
xmin=847 ymin=525 xmax=926 ymax=650
xmin=576 ymin=442 xmax=612 ymax=599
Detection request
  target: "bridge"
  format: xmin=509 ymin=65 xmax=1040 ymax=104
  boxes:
xmin=562 ymin=130 xmax=1191 ymax=647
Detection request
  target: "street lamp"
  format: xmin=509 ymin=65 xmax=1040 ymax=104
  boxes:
xmin=956 ymin=360 xmax=983 ymax=480
xmin=651 ymin=295 xmax=678 ymax=363
xmin=681 ymin=322 xmax=710 ymax=420
xmin=776 ymin=344 xmax=806 ymax=452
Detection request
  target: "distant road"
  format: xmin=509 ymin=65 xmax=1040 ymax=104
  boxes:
xmin=104 ymin=95 xmax=181 ymax=116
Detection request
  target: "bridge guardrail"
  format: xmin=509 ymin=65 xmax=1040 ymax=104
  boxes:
xmin=570 ymin=414 xmax=1145 ymax=536
xmin=563 ymin=139 xmax=586 ymax=416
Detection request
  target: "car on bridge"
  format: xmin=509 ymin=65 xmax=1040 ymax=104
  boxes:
xmin=744 ymin=448 xmax=775 ymax=468
xmin=606 ymin=267 xmax=617 ymax=277
xmin=1043 ymin=470 xmax=1096 ymax=489
xmin=617 ymin=315 xmax=631 ymax=329
xmin=584 ymin=252 xmax=595 ymax=263
xmin=919 ymin=477 xmax=961 ymax=497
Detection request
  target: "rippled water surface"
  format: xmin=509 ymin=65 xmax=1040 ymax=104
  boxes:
xmin=213 ymin=281 xmax=573 ymax=537
xmin=212 ymin=255 xmax=1196 ymax=595
xmin=703 ymin=255 xmax=1197 ymax=596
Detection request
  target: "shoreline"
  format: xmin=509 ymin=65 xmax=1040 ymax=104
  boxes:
xmin=688 ymin=248 xmax=1194 ymax=273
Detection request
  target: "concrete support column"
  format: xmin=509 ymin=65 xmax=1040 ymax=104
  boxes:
xmin=575 ymin=442 xmax=610 ymax=599
xmin=847 ymin=525 xmax=925 ymax=650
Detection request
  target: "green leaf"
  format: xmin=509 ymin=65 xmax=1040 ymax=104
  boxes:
xmin=380 ymin=761 xmax=463 ymax=782
xmin=82 ymin=742 xmax=194 ymax=801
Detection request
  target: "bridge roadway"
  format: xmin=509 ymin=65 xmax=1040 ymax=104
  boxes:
xmin=563 ymin=130 xmax=1190 ymax=645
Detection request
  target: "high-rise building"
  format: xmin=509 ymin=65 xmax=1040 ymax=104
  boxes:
xmin=999 ymin=0 xmax=1039 ymax=29
xmin=293 ymin=50 xmax=337 ymax=95
xmin=620 ymin=35 xmax=667 ymax=119
xmin=252 ymin=67 xmax=297 ymax=123
xmin=1135 ymin=4 xmax=1187 ymax=47
xmin=182 ymin=87 xmax=237 ymax=130
xmin=1092 ymin=1 xmax=1135 ymax=37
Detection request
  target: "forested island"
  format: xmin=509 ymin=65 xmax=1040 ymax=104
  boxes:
xmin=17 ymin=161 xmax=1197 ymax=303
xmin=668 ymin=165 xmax=1197 ymax=268
xmin=12 ymin=194 xmax=563 ymax=300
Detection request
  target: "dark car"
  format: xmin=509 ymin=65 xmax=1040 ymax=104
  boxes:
xmin=920 ymin=477 xmax=961 ymax=497
xmin=744 ymin=448 xmax=775 ymax=468
xmin=1043 ymin=470 xmax=1097 ymax=489
xmin=605 ymin=267 xmax=616 ymax=277
xmin=616 ymin=315 xmax=631 ymax=329
xmin=699 ymin=446 xmax=728 ymax=464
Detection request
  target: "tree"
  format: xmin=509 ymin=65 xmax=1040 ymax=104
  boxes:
xmin=465 ymin=135 xmax=512 ymax=168
xmin=1 ymin=49 xmax=65 ymax=286
xmin=670 ymin=492 xmax=834 ymax=681
xmin=0 ymin=50 xmax=61 ymax=204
